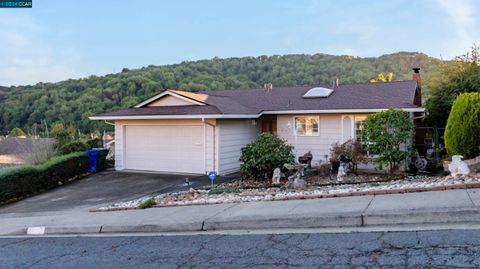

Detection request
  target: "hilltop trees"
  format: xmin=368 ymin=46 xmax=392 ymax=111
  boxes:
xmin=0 ymin=52 xmax=440 ymax=133
xmin=426 ymin=45 xmax=480 ymax=127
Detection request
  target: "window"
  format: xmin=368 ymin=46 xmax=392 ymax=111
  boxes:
xmin=354 ymin=116 xmax=366 ymax=142
xmin=294 ymin=116 xmax=319 ymax=136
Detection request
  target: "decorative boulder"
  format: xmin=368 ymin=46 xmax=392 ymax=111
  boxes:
xmin=272 ymin=168 xmax=281 ymax=185
xmin=293 ymin=177 xmax=306 ymax=190
xmin=448 ymin=155 xmax=470 ymax=177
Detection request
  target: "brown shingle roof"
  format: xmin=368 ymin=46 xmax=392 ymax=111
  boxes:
xmin=93 ymin=105 xmax=221 ymax=117
xmin=92 ymin=80 xmax=421 ymax=118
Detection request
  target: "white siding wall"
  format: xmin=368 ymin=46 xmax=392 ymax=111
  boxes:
xmin=114 ymin=123 xmax=125 ymax=170
xmin=277 ymin=114 xmax=342 ymax=165
xmin=218 ymin=119 xmax=259 ymax=175
xmin=147 ymin=95 xmax=193 ymax=106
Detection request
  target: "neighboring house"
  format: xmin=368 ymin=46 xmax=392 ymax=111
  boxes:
xmin=90 ymin=69 xmax=425 ymax=175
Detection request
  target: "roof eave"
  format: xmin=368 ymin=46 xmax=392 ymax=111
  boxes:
xmin=89 ymin=107 xmax=425 ymax=121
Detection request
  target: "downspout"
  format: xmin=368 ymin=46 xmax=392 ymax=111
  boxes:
xmin=202 ymin=118 xmax=216 ymax=174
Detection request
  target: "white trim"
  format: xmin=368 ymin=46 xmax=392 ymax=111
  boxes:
xmin=134 ymin=90 xmax=205 ymax=108
xmin=263 ymin=108 xmax=426 ymax=114
xmin=89 ymin=114 xmax=259 ymax=120
xmin=90 ymin=108 xmax=426 ymax=120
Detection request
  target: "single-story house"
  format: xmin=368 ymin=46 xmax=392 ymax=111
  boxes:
xmin=90 ymin=68 xmax=425 ymax=175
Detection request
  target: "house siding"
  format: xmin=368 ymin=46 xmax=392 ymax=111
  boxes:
xmin=114 ymin=123 xmax=124 ymax=170
xmin=218 ymin=119 xmax=259 ymax=175
xmin=277 ymin=114 xmax=343 ymax=165
xmin=147 ymin=95 xmax=194 ymax=106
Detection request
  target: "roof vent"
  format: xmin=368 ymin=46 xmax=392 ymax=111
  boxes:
xmin=302 ymin=87 xmax=334 ymax=98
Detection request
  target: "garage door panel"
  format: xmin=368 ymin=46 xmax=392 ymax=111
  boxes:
xmin=124 ymin=125 xmax=204 ymax=174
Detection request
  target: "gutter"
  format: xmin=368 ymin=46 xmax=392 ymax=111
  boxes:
xmin=89 ymin=107 xmax=426 ymax=121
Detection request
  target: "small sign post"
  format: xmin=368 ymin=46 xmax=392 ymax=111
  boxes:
xmin=208 ymin=171 xmax=216 ymax=188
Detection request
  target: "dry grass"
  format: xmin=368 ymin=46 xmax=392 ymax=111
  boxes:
xmin=22 ymin=139 xmax=56 ymax=165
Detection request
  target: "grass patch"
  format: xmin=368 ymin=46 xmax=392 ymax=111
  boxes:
xmin=208 ymin=187 xmax=241 ymax=195
xmin=139 ymin=197 xmax=157 ymax=209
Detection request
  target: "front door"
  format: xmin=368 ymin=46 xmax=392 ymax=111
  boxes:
xmin=261 ymin=116 xmax=277 ymax=134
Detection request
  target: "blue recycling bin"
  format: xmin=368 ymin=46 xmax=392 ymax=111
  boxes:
xmin=87 ymin=149 xmax=99 ymax=173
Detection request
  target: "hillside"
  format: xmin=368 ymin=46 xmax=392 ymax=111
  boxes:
xmin=0 ymin=52 xmax=442 ymax=133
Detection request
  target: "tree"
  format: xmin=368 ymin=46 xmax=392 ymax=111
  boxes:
xmin=0 ymin=52 xmax=441 ymax=133
xmin=369 ymin=72 xmax=394 ymax=83
xmin=51 ymin=123 xmax=77 ymax=148
xmin=239 ymin=133 xmax=294 ymax=179
xmin=426 ymin=45 xmax=480 ymax=127
xmin=444 ymin=93 xmax=480 ymax=159
xmin=9 ymin=127 xmax=26 ymax=137
xmin=330 ymin=139 xmax=367 ymax=173
xmin=361 ymin=109 xmax=415 ymax=173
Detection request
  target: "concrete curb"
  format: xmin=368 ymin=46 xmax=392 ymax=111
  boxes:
xmin=202 ymin=214 xmax=362 ymax=231
xmin=29 ymin=207 xmax=480 ymax=235
xmin=363 ymin=207 xmax=480 ymax=226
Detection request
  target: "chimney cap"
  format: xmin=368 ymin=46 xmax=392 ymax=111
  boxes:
xmin=412 ymin=67 xmax=420 ymax=73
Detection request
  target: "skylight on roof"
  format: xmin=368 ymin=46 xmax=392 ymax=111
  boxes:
xmin=302 ymin=87 xmax=333 ymax=98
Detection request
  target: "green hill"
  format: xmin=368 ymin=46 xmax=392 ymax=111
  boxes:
xmin=0 ymin=52 xmax=442 ymax=133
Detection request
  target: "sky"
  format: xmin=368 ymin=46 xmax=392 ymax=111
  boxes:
xmin=0 ymin=0 xmax=479 ymax=86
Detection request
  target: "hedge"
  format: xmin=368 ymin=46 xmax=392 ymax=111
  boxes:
xmin=0 ymin=152 xmax=88 ymax=204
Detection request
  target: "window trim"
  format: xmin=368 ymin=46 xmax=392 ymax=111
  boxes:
xmin=293 ymin=115 xmax=320 ymax=137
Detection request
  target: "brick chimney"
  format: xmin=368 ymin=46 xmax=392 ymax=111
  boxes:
xmin=412 ymin=68 xmax=422 ymax=106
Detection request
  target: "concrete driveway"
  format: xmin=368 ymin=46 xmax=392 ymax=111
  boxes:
xmin=0 ymin=170 xmax=236 ymax=216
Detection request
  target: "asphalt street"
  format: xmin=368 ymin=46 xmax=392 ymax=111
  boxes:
xmin=1 ymin=229 xmax=480 ymax=268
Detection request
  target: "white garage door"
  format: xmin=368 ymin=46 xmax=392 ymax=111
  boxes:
xmin=124 ymin=125 xmax=204 ymax=174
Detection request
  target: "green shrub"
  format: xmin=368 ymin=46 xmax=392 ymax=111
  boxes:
xmin=330 ymin=139 xmax=367 ymax=172
xmin=208 ymin=187 xmax=240 ymax=195
xmin=9 ymin=127 xmax=26 ymax=137
xmin=59 ymin=140 xmax=90 ymax=154
xmin=60 ymin=141 xmax=89 ymax=154
xmin=0 ymin=152 xmax=88 ymax=203
xmin=139 ymin=198 xmax=157 ymax=209
xmin=239 ymin=133 xmax=294 ymax=179
xmin=444 ymin=93 xmax=480 ymax=159
xmin=361 ymin=108 xmax=415 ymax=173
xmin=86 ymin=138 xmax=101 ymax=148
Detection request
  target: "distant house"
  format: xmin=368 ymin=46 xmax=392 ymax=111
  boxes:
xmin=90 ymin=69 xmax=425 ymax=175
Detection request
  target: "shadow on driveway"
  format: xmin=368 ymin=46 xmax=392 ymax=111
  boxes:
xmin=0 ymin=170 xmax=238 ymax=215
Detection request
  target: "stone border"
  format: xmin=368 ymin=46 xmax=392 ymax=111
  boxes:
xmin=90 ymin=182 xmax=480 ymax=212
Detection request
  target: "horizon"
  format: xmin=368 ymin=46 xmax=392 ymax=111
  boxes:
xmin=1 ymin=0 xmax=479 ymax=86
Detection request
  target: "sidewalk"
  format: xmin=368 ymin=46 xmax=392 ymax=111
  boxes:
xmin=2 ymin=188 xmax=480 ymax=235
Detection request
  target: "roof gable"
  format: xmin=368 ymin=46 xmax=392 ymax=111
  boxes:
xmin=134 ymin=90 xmax=206 ymax=108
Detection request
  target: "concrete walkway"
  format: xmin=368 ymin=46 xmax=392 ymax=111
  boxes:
xmin=2 ymin=188 xmax=480 ymax=235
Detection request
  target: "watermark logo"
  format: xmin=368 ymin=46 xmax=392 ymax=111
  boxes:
xmin=0 ymin=0 xmax=32 ymax=8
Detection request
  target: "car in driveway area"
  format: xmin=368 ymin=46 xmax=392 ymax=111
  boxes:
xmin=0 ymin=170 xmax=236 ymax=216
